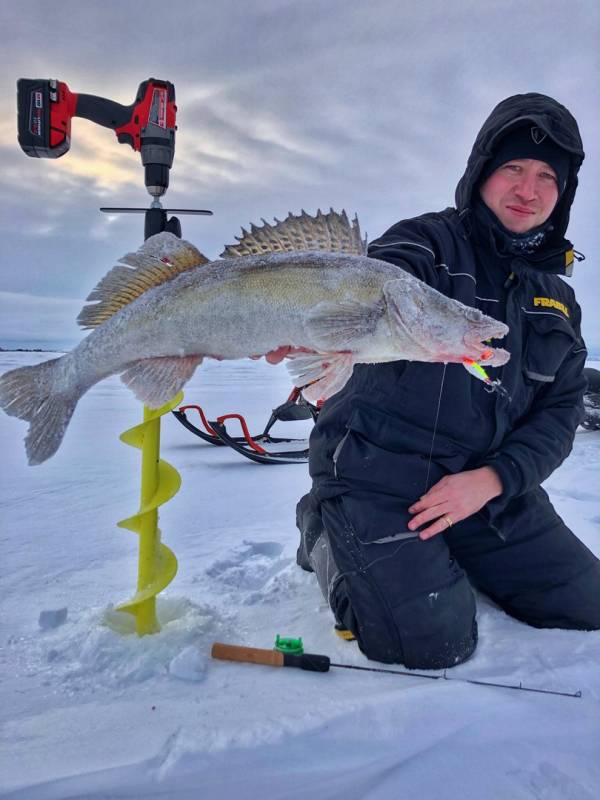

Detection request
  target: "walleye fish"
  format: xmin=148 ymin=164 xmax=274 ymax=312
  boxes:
xmin=0 ymin=210 xmax=509 ymax=465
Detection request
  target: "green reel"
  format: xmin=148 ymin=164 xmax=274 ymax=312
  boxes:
xmin=274 ymin=635 xmax=304 ymax=655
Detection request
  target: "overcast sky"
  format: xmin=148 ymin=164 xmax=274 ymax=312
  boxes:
xmin=1 ymin=0 xmax=598 ymax=349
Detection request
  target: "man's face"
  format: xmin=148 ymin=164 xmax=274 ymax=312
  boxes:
xmin=479 ymin=158 xmax=560 ymax=233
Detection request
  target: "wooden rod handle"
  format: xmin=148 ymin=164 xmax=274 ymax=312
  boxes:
xmin=211 ymin=642 xmax=284 ymax=667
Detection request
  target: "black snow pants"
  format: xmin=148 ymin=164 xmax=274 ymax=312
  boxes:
xmin=296 ymin=487 xmax=600 ymax=669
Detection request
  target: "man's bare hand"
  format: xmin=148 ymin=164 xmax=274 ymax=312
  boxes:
xmin=408 ymin=466 xmax=503 ymax=540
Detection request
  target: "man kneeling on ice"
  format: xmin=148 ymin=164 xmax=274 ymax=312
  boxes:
xmin=295 ymin=93 xmax=600 ymax=668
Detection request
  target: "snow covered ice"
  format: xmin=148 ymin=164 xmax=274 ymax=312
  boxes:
xmin=1 ymin=352 xmax=599 ymax=799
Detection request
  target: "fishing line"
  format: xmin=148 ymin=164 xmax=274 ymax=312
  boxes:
xmin=424 ymin=362 xmax=447 ymax=493
xmin=322 ymin=363 xmax=449 ymax=593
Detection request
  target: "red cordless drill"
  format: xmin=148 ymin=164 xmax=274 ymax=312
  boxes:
xmin=17 ymin=78 xmax=176 ymax=199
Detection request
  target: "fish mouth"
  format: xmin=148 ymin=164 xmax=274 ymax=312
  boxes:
xmin=463 ymin=320 xmax=510 ymax=366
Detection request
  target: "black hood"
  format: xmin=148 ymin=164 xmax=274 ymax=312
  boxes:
xmin=455 ymin=93 xmax=584 ymax=243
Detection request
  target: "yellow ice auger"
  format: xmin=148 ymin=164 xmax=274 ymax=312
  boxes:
xmin=116 ymin=393 xmax=183 ymax=635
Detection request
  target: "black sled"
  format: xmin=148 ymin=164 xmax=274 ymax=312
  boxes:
xmin=172 ymin=387 xmax=319 ymax=463
xmin=582 ymin=366 xmax=600 ymax=431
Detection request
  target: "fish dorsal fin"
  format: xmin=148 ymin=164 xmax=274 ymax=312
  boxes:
xmin=220 ymin=209 xmax=367 ymax=258
xmin=77 ymin=232 xmax=209 ymax=329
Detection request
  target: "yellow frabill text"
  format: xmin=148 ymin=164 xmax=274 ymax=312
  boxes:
xmin=533 ymin=297 xmax=570 ymax=317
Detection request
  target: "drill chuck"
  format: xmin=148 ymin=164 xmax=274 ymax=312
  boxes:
xmin=141 ymin=124 xmax=175 ymax=198
xmin=144 ymin=163 xmax=170 ymax=198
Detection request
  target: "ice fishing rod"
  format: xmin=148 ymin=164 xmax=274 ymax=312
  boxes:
xmin=211 ymin=642 xmax=582 ymax=699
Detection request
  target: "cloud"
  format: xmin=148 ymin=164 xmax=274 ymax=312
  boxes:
xmin=0 ymin=291 xmax=85 ymax=347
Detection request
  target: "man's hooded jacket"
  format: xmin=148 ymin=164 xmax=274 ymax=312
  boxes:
xmin=308 ymin=93 xmax=588 ymax=540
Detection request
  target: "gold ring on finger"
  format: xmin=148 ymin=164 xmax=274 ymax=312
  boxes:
xmin=443 ymin=515 xmax=454 ymax=529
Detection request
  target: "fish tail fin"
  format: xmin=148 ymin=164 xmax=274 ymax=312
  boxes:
xmin=0 ymin=356 xmax=81 ymax=465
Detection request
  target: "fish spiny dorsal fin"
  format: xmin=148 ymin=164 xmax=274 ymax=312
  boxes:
xmin=219 ymin=209 xmax=366 ymax=258
xmin=77 ymin=232 xmax=209 ymax=329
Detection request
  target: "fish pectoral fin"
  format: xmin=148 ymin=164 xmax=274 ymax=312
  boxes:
xmin=305 ymin=299 xmax=384 ymax=350
xmin=120 ymin=355 xmax=203 ymax=408
xmin=286 ymin=352 xmax=355 ymax=404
